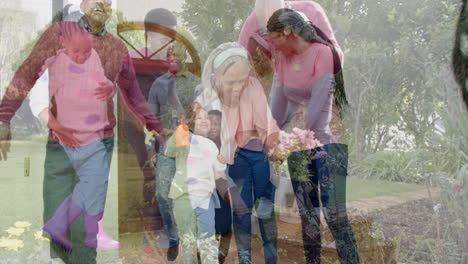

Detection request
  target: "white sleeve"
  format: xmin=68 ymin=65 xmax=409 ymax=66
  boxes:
xmin=29 ymin=69 xmax=50 ymax=119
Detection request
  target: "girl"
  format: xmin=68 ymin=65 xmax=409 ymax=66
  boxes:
xmin=165 ymin=103 xmax=228 ymax=264
xmin=41 ymin=22 xmax=116 ymax=250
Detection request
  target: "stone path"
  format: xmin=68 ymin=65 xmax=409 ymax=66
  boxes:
xmin=104 ymin=187 xmax=440 ymax=264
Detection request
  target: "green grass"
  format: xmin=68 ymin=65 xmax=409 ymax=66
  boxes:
xmin=346 ymin=178 xmax=423 ymax=202
xmin=0 ymin=139 xmax=423 ymax=262
xmin=0 ymin=139 xmax=119 ymax=263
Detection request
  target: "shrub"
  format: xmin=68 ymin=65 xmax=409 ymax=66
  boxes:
xmin=350 ymin=151 xmax=422 ymax=183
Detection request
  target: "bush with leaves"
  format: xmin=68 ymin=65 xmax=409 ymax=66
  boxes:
xmin=350 ymin=150 xmax=422 ymax=183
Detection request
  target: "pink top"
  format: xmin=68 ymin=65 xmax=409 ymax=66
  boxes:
xmin=273 ymin=42 xmax=334 ymax=88
xmin=239 ymin=2 xmax=345 ymax=145
xmin=43 ymin=49 xmax=112 ymax=146
xmin=222 ymin=76 xmax=280 ymax=163
xmin=238 ymin=0 xmax=343 ymax=86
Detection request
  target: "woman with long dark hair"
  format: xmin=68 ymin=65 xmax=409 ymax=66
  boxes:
xmin=265 ymin=8 xmax=360 ymax=264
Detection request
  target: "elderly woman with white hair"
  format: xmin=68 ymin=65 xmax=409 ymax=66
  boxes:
xmin=196 ymin=42 xmax=280 ymax=264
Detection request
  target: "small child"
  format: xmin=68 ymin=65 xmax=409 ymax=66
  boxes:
xmin=165 ymin=103 xmax=228 ymax=264
xmin=41 ymin=22 xmax=116 ymax=250
xmin=207 ymin=109 xmax=233 ymax=263
xmin=207 ymin=110 xmax=222 ymax=149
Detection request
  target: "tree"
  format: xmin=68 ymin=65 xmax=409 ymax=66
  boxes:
xmin=179 ymin=0 xmax=255 ymax=60
xmin=313 ymin=0 xmax=462 ymax=158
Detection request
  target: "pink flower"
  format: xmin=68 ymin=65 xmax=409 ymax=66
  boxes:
xmin=453 ymin=184 xmax=462 ymax=193
xmin=269 ymin=128 xmax=321 ymax=161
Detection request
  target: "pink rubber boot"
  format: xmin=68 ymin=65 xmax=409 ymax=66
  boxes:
xmin=96 ymin=217 xmax=121 ymax=251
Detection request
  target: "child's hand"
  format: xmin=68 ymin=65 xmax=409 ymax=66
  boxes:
xmin=95 ymin=80 xmax=115 ymax=101
xmin=229 ymin=187 xmax=249 ymax=217
xmin=223 ymin=192 xmax=231 ymax=204
xmin=217 ymin=155 xmax=226 ymax=164
xmin=175 ymin=124 xmax=189 ymax=147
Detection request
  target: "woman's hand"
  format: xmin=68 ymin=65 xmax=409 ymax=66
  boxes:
xmin=94 ymin=80 xmax=115 ymax=101
xmin=269 ymin=147 xmax=285 ymax=163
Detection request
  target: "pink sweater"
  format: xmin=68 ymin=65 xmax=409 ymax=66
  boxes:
xmin=238 ymin=1 xmax=343 ymax=85
xmin=222 ymin=77 xmax=280 ymax=163
xmin=239 ymin=1 xmax=345 ymax=145
xmin=44 ymin=49 xmax=111 ymax=146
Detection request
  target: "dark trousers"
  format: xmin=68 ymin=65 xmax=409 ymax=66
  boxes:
xmin=288 ymin=144 xmax=359 ymax=264
xmin=215 ymin=191 xmax=233 ymax=260
xmin=228 ymin=148 xmax=278 ymax=264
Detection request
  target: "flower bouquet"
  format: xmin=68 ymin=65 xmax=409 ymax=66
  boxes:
xmin=268 ymin=128 xmax=322 ymax=183
xmin=269 ymin=128 xmax=322 ymax=162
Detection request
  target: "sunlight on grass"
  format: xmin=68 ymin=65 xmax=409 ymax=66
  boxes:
xmin=0 ymin=139 xmax=120 ymax=262
xmin=346 ymin=178 xmax=423 ymax=202
xmin=0 ymin=139 xmax=424 ymax=262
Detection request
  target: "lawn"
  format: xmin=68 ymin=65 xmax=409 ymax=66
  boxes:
xmin=346 ymin=178 xmax=422 ymax=202
xmin=0 ymin=138 xmax=119 ymax=263
xmin=0 ymin=139 xmax=423 ymax=263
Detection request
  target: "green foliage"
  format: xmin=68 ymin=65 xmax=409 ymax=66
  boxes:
xmin=314 ymin=0 xmax=467 ymax=188
xmin=422 ymin=111 xmax=468 ymax=177
xmin=314 ymin=0 xmax=463 ymax=158
xmin=107 ymin=9 xmax=146 ymax=50
xmin=0 ymin=8 xmax=38 ymax=92
xmin=350 ymin=151 xmax=422 ymax=183
xmin=178 ymin=0 xmax=255 ymax=60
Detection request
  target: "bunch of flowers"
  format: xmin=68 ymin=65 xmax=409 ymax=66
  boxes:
xmin=269 ymin=128 xmax=322 ymax=161
xmin=0 ymin=221 xmax=53 ymax=263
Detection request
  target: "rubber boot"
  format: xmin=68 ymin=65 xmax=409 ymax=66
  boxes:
xmin=43 ymin=197 xmax=83 ymax=250
xmin=84 ymin=211 xmax=103 ymax=248
xmin=96 ymin=217 xmax=121 ymax=251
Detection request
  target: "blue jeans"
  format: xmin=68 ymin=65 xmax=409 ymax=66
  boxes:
xmin=62 ymin=139 xmax=112 ymax=216
xmin=155 ymin=153 xmax=179 ymax=249
xmin=44 ymin=137 xmax=114 ymax=264
xmin=288 ymin=144 xmax=359 ymax=264
xmin=228 ymin=148 xmax=277 ymax=264
xmin=173 ymin=195 xmax=218 ymax=264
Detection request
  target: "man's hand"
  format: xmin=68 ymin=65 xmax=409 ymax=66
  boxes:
xmin=47 ymin=115 xmax=82 ymax=146
xmin=94 ymin=80 xmax=115 ymax=101
xmin=0 ymin=121 xmax=11 ymax=161
xmin=152 ymin=128 xmax=173 ymax=145
xmin=52 ymin=127 xmax=82 ymax=147
xmin=148 ymin=148 xmax=157 ymax=167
